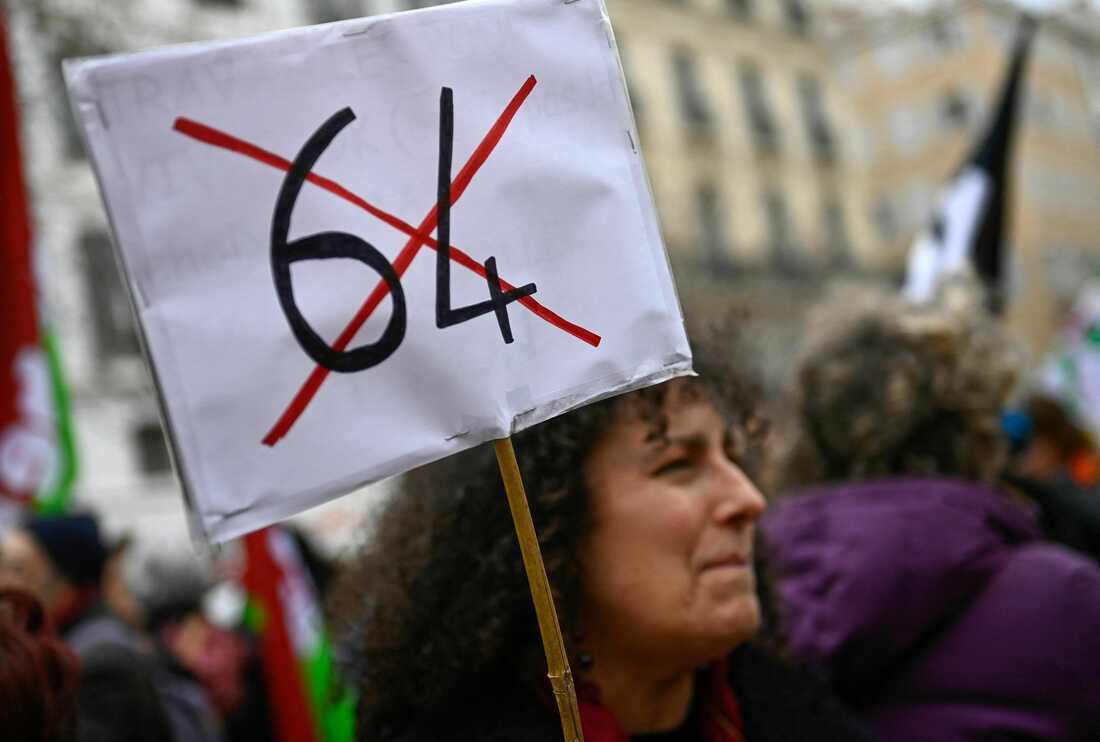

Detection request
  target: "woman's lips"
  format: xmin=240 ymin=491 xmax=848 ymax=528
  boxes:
xmin=701 ymin=554 xmax=749 ymax=572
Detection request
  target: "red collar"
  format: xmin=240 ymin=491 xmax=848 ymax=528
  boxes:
xmin=564 ymin=660 xmax=745 ymax=742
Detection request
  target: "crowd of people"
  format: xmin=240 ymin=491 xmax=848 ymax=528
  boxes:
xmin=0 ymin=513 xmax=334 ymax=741
xmin=4 ymin=280 xmax=1100 ymax=741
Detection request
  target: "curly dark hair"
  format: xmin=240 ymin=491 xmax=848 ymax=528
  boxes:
xmin=781 ymin=283 xmax=1021 ymax=490
xmin=330 ymin=323 xmax=766 ymax=740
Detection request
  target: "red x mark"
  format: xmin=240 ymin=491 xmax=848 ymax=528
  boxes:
xmin=173 ymin=75 xmax=601 ymax=447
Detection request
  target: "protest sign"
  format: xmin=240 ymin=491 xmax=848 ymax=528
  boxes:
xmin=64 ymin=0 xmax=690 ymax=543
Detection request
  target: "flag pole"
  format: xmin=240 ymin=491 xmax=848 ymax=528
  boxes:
xmin=493 ymin=437 xmax=584 ymax=742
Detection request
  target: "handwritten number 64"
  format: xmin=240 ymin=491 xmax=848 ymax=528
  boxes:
xmin=270 ymin=87 xmax=537 ymax=374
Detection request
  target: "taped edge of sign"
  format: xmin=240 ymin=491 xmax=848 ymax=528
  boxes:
xmin=90 ymin=100 xmax=110 ymax=130
xmin=341 ymin=23 xmax=372 ymax=38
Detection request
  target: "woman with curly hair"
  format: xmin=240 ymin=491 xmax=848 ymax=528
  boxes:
xmin=332 ymin=331 xmax=873 ymax=741
xmin=762 ymin=285 xmax=1100 ymax=742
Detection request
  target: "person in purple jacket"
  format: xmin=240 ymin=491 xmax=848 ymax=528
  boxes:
xmin=761 ymin=285 xmax=1100 ymax=742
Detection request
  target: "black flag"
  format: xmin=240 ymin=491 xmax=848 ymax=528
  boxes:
xmin=904 ymin=14 xmax=1037 ymax=312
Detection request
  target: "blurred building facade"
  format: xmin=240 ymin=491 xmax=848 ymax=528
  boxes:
xmin=606 ymin=0 xmax=882 ymax=379
xmin=609 ymin=0 xmax=877 ymax=275
xmin=833 ymin=0 xmax=1100 ymax=351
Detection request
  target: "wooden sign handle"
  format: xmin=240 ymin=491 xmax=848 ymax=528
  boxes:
xmin=493 ymin=437 xmax=585 ymax=742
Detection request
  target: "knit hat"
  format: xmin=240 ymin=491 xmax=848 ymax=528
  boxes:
xmin=132 ymin=554 xmax=211 ymax=631
xmin=22 ymin=515 xmax=107 ymax=587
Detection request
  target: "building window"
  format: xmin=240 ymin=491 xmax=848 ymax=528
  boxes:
xmin=134 ymin=422 xmax=171 ymax=475
xmin=671 ymin=47 xmax=713 ymax=141
xmin=823 ymin=198 xmax=851 ymax=266
xmin=889 ymin=104 xmax=932 ymax=155
xmin=940 ymin=89 xmax=970 ymax=128
xmin=782 ymin=0 xmax=811 ymax=36
xmin=311 ymin=0 xmax=362 ymax=23
xmin=875 ymin=198 xmax=898 ymax=241
xmin=727 ymin=0 xmax=753 ymax=20
xmin=738 ymin=62 xmax=780 ymax=156
xmin=765 ymin=190 xmax=796 ymax=269
xmin=82 ymin=229 xmax=139 ymax=359
xmin=798 ymin=74 xmax=835 ymax=164
xmin=875 ymin=37 xmax=922 ymax=80
xmin=697 ymin=184 xmax=729 ymax=270
xmin=928 ymin=15 xmax=962 ymax=51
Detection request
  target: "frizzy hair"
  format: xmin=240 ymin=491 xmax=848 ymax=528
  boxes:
xmin=781 ymin=282 xmax=1021 ymax=490
xmin=329 ymin=322 xmax=766 ymax=740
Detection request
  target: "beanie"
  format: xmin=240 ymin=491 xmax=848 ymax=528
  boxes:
xmin=22 ymin=515 xmax=107 ymax=587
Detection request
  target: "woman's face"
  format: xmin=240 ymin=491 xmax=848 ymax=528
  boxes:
xmin=579 ymin=382 xmax=766 ymax=670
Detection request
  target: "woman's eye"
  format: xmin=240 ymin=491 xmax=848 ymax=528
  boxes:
xmin=724 ymin=433 xmax=746 ymax=463
xmin=654 ymin=459 xmax=693 ymax=477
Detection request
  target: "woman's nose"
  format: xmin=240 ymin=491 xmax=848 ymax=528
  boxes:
xmin=711 ymin=457 xmax=767 ymax=525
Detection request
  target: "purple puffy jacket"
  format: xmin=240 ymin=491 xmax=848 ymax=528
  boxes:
xmin=761 ymin=477 xmax=1100 ymax=742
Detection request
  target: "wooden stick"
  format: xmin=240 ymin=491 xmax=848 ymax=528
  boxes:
xmin=493 ymin=437 xmax=585 ymax=742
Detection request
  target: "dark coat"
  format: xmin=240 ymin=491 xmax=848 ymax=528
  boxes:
xmin=63 ymin=604 xmax=224 ymax=742
xmin=1004 ymin=472 xmax=1100 ymax=562
xmin=762 ymin=477 xmax=1100 ymax=742
xmin=377 ymin=643 xmax=874 ymax=741
xmin=76 ymin=642 xmax=176 ymax=742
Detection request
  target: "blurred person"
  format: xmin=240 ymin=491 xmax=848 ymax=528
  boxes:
xmin=763 ymin=284 xmax=1100 ymax=741
xmin=1014 ymin=395 xmax=1100 ymax=487
xmin=1001 ymin=395 xmax=1100 ymax=560
xmin=332 ymin=328 xmax=874 ymax=741
xmin=0 ymin=514 xmax=193 ymax=741
xmin=101 ymin=535 xmax=144 ymax=630
xmin=0 ymin=587 xmax=79 ymax=742
xmin=76 ymin=642 xmax=176 ymax=742
xmin=0 ymin=513 xmax=136 ymax=654
xmin=133 ymin=551 xmax=236 ymax=742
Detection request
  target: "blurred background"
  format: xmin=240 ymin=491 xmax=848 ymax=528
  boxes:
xmin=3 ymin=0 xmax=1100 ymax=557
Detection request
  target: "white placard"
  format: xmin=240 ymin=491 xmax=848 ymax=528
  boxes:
xmin=65 ymin=0 xmax=690 ymax=542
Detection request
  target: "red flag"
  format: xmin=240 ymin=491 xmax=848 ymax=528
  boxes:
xmin=241 ymin=528 xmax=321 ymax=742
xmin=0 ymin=15 xmax=77 ymax=514
xmin=0 ymin=15 xmax=47 ymax=506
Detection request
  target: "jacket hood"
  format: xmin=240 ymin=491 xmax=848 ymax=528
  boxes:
xmin=760 ymin=477 xmax=1041 ymax=690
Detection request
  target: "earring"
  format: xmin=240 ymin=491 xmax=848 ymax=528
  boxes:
xmin=573 ymin=625 xmax=593 ymax=671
